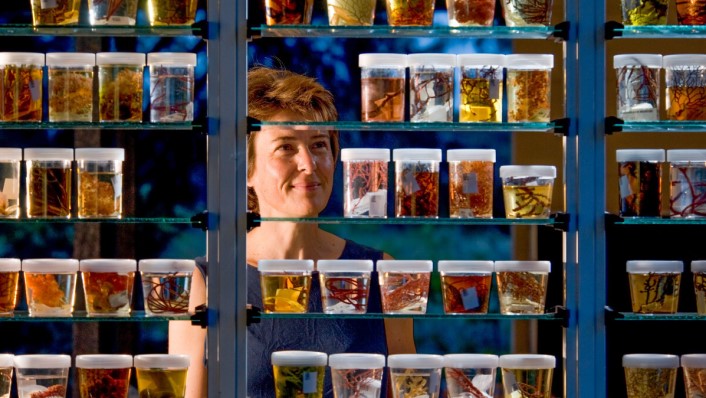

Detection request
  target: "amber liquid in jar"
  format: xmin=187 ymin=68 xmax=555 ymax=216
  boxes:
xmin=695 ymin=273 xmax=706 ymax=315
xmin=0 ymin=272 xmax=19 ymax=315
xmin=507 ymin=70 xmax=551 ymax=122
xmin=82 ymin=272 xmax=134 ymax=315
xmin=684 ymin=366 xmax=706 ymax=397
xmin=501 ymin=368 xmax=554 ymax=397
xmin=136 ymin=368 xmax=188 ymax=398
xmin=272 ymin=365 xmax=325 ymax=397
xmin=624 ymin=367 xmax=676 ymax=398
xmin=99 ymin=66 xmax=143 ymax=122
xmin=320 ymin=273 xmax=370 ymax=314
xmin=30 ymin=0 xmax=80 ymax=25
xmin=677 ymin=0 xmax=706 ymax=25
xmin=24 ymin=273 xmax=76 ymax=316
xmin=147 ymin=0 xmax=198 ymax=25
xmin=1 ymin=66 xmax=43 ymax=122
xmin=260 ymin=274 xmax=311 ymax=313
xmin=667 ymin=86 xmax=706 ymax=121
xmin=380 ymin=272 xmax=430 ymax=313
xmin=141 ymin=273 xmax=192 ymax=315
xmin=78 ymin=171 xmax=122 ymax=218
xmin=78 ymin=368 xmax=131 ymax=398
xmin=502 ymin=185 xmax=553 ymax=219
xmin=449 ymin=160 xmax=493 ymax=218
xmin=385 ymin=0 xmax=435 ymax=25
xmin=48 ymin=68 xmax=93 ymax=122
xmin=628 ymin=272 xmax=681 ymax=313
xmin=460 ymin=77 xmax=503 ymax=122
xmin=447 ymin=0 xmax=496 ymax=26
xmin=441 ymin=274 xmax=492 ymax=314
xmin=327 ymin=0 xmax=376 ymax=25
xmin=496 ymin=271 xmax=548 ymax=314
xmin=0 ymin=367 xmax=10 ymax=398
xmin=27 ymin=164 xmax=72 ymax=218
xmin=361 ymin=77 xmax=405 ymax=122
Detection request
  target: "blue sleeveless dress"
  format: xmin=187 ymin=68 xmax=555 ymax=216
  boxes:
xmin=247 ymin=239 xmax=387 ymax=398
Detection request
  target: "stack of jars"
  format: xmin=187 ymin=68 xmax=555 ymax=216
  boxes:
xmin=29 ymin=0 xmax=197 ymax=26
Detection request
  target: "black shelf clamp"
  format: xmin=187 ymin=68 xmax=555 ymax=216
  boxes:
xmin=247 ymin=305 xmax=262 ymax=326
xmin=247 ymin=116 xmax=262 ymax=133
xmin=605 ymin=21 xmax=625 ymax=40
xmin=191 ymin=210 xmax=209 ymax=231
xmin=192 ymin=20 xmax=210 ymax=40
xmin=191 ymin=304 xmax=209 ymax=328
xmin=552 ymin=117 xmax=570 ymax=136
xmin=550 ymin=212 xmax=570 ymax=232
xmin=550 ymin=306 xmax=570 ymax=328
xmin=605 ymin=116 xmax=624 ymax=134
xmin=552 ymin=21 xmax=571 ymax=41
xmin=604 ymin=212 xmax=625 ymax=227
xmin=604 ymin=306 xmax=624 ymax=323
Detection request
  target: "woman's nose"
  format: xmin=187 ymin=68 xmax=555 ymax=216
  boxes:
xmin=296 ymin=148 xmax=317 ymax=173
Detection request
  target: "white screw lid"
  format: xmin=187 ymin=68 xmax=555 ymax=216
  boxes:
xmin=438 ymin=260 xmax=494 ymax=273
xmin=75 ymin=148 xmax=125 ymax=161
xmin=359 ymin=53 xmax=407 ymax=68
xmin=499 ymin=354 xmax=556 ymax=369
xmin=692 ymin=261 xmax=706 ymax=273
xmin=499 ymin=165 xmax=556 ymax=178
xmin=317 ymin=259 xmax=373 ymax=272
xmin=443 ymin=354 xmax=499 ymax=369
xmin=663 ymin=54 xmax=706 ymax=68
xmin=407 ymin=53 xmax=457 ymax=67
xmin=14 ymin=354 xmax=71 ymax=369
xmin=134 ymin=354 xmax=190 ymax=369
xmin=340 ymin=148 xmax=390 ymax=162
xmin=0 ymin=52 xmax=44 ymax=66
xmin=616 ymin=149 xmax=665 ymax=162
xmin=76 ymin=354 xmax=133 ymax=369
xmin=328 ymin=353 xmax=385 ymax=369
xmin=614 ymin=54 xmax=663 ymax=68
xmin=667 ymin=149 xmax=706 ymax=163
xmin=626 ymin=260 xmax=683 ymax=273
xmin=46 ymin=52 xmax=95 ymax=67
xmin=457 ymin=54 xmax=505 ymax=67
xmin=681 ymin=354 xmax=706 ymax=368
xmin=258 ymin=259 xmax=314 ymax=273
xmin=495 ymin=261 xmax=551 ymax=273
xmin=24 ymin=148 xmax=74 ymax=161
xmin=505 ymin=54 xmax=554 ymax=69
xmin=147 ymin=52 xmax=197 ymax=66
xmin=447 ymin=149 xmax=496 ymax=162
xmin=623 ymin=354 xmax=679 ymax=368
xmin=22 ymin=258 xmax=79 ymax=273
xmin=139 ymin=259 xmax=196 ymax=273
xmin=0 ymin=148 xmax=21 ymax=161
xmin=377 ymin=260 xmax=433 ymax=273
xmin=96 ymin=52 xmax=145 ymax=66
xmin=271 ymin=351 xmax=327 ymax=366
xmin=80 ymin=259 xmax=137 ymax=273
xmin=388 ymin=354 xmax=444 ymax=369
xmin=393 ymin=148 xmax=442 ymax=162
xmin=0 ymin=258 xmax=21 ymax=272
xmin=0 ymin=354 xmax=13 ymax=367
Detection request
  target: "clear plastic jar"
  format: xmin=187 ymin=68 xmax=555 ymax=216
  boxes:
xmin=664 ymin=54 xmax=706 ymax=121
xmin=134 ymin=354 xmax=190 ymax=398
xmin=388 ymin=354 xmax=443 ymax=398
xmin=448 ymin=149 xmax=495 ymax=218
xmin=667 ymin=149 xmax=706 ymax=218
xmin=677 ymin=0 xmax=706 ymax=25
xmin=359 ymin=53 xmax=407 ymax=122
xmin=327 ymin=0 xmax=376 ymax=25
xmin=614 ymin=54 xmax=662 ymax=121
xmin=148 ymin=52 xmax=196 ymax=123
xmin=271 ymin=351 xmax=327 ymax=398
xmin=0 ymin=258 xmax=20 ymax=315
xmin=378 ymin=260 xmax=432 ymax=314
xmin=692 ymin=260 xmax=706 ymax=315
xmin=501 ymin=0 xmax=554 ymax=26
xmin=29 ymin=0 xmax=80 ymax=25
xmin=458 ymin=54 xmax=505 ymax=123
xmin=88 ymin=0 xmax=138 ymax=25
xmin=14 ymin=355 xmax=72 ymax=398
xmin=495 ymin=260 xmax=550 ymax=314
xmin=623 ymin=354 xmax=678 ymax=398
xmin=408 ymin=53 xmax=455 ymax=122
xmin=0 ymin=148 xmax=21 ymax=218
xmin=682 ymin=354 xmax=706 ymax=396
xmin=443 ymin=354 xmax=498 ymax=398
xmin=76 ymin=354 xmax=133 ymax=398
xmin=385 ymin=0 xmax=435 ymax=26
xmin=341 ymin=148 xmax=389 ymax=218
xmin=393 ymin=148 xmax=441 ymax=218
xmin=627 ymin=260 xmax=682 ymax=314
xmin=97 ymin=52 xmax=145 ymax=123
xmin=139 ymin=259 xmax=195 ymax=316
xmin=75 ymin=148 xmax=125 ymax=219
xmin=447 ymin=0 xmax=496 ymax=26
xmin=25 ymin=148 xmax=73 ymax=219
xmin=258 ymin=259 xmax=313 ymax=313
xmin=0 ymin=52 xmax=44 ymax=122
xmin=616 ymin=149 xmax=664 ymax=217
xmin=46 ymin=52 xmax=95 ymax=123
xmin=505 ymin=54 xmax=553 ymax=122
xmin=438 ymin=260 xmax=493 ymax=314
xmin=500 ymin=165 xmax=556 ymax=219
xmin=22 ymin=258 xmax=79 ymax=317
xmin=147 ymin=0 xmax=198 ymax=25
xmin=499 ymin=355 xmax=555 ymax=398
xmin=0 ymin=354 xmax=12 ymax=398
xmin=329 ymin=354 xmax=385 ymax=398
xmin=80 ymin=259 xmax=136 ymax=316
xmin=621 ymin=0 xmax=668 ymax=25
xmin=318 ymin=259 xmax=373 ymax=314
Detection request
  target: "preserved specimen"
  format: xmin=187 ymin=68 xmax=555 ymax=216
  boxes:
xmin=447 ymin=0 xmax=496 ymax=26
xmin=78 ymin=368 xmax=131 ymax=398
xmin=327 ymin=0 xmax=376 ymax=25
xmin=624 ymin=367 xmax=677 ymax=398
xmin=148 ymin=0 xmax=198 ymax=25
xmin=361 ymin=77 xmax=405 ymax=122
xmin=30 ymin=0 xmax=80 ymax=25
xmin=409 ymin=67 xmax=453 ymax=122
xmin=136 ymin=369 xmax=188 ymax=398
xmin=502 ymin=0 xmax=553 ymax=26
xmin=507 ymin=69 xmax=551 ymax=122
xmin=385 ymin=0 xmax=435 ymax=26
xmin=621 ymin=0 xmax=668 ymax=25
xmin=628 ymin=272 xmax=681 ymax=313
xmin=264 ymin=0 xmax=314 ymax=25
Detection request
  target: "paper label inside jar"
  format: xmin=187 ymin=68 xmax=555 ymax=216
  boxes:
xmin=112 ymin=176 xmax=122 ymax=200
xmin=41 ymin=0 xmax=58 ymax=9
xmin=302 ymin=372 xmax=318 ymax=394
xmin=428 ymin=372 xmax=440 ymax=394
xmin=462 ymin=172 xmax=479 ymax=194
xmin=489 ymin=80 xmax=500 ymax=99
xmin=2 ymin=178 xmax=18 ymax=200
xmin=403 ymin=171 xmax=421 ymax=194
xmin=619 ymin=175 xmax=631 ymax=199
xmin=461 ymin=287 xmax=480 ymax=310
xmin=29 ymin=79 xmax=41 ymax=102
xmin=368 ymin=190 xmax=387 ymax=217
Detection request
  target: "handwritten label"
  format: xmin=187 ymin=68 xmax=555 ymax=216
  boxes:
xmin=302 ymin=372 xmax=318 ymax=394
xmin=619 ymin=175 xmax=631 ymax=199
xmin=461 ymin=287 xmax=480 ymax=310
xmin=462 ymin=172 xmax=478 ymax=194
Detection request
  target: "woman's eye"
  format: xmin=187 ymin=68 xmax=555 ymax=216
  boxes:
xmin=311 ymin=141 xmax=329 ymax=151
xmin=276 ymin=144 xmax=294 ymax=152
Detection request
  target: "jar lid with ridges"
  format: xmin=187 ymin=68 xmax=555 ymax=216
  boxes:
xmin=616 ymin=149 xmax=665 ymax=162
xmin=626 ymin=260 xmax=683 ymax=273
xmin=663 ymin=54 xmax=706 ymax=68
xmin=76 ymin=354 xmax=133 ymax=369
xmin=438 ymin=260 xmax=494 ymax=273
xmin=0 ymin=148 xmax=22 ymax=161
xmin=80 ymin=259 xmax=136 ymax=273
xmin=0 ymin=354 xmax=13 ymax=367
xmin=505 ymin=54 xmax=553 ymax=69
xmin=443 ymin=354 xmax=499 ymax=369
xmin=613 ymin=54 xmax=662 ymax=68
xmin=387 ymin=354 xmax=444 ymax=369
xmin=317 ymin=259 xmax=373 ymax=272
xmin=393 ymin=148 xmax=442 ymax=162
xmin=96 ymin=52 xmax=145 ymax=66
xmin=692 ymin=260 xmax=706 ymax=272
xmin=340 ymin=148 xmax=390 ymax=162
xmin=495 ymin=260 xmax=551 ymax=273
xmin=139 ymin=259 xmax=196 ymax=273
xmin=75 ymin=148 xmax=125 ymax=161
xmin=407 ymin=53 xmax=457 ymax=67
xmin=623 ymin=354 xmax=679 ymax=368
xmin=457 ymin=54 xmax=505 ymax=67
xmin=447 ymin=149 xmax=496 ymax=162
xmin=377 ymin=260 xmax=433 ymax=273
xmin=359 ymin=53 xmax=407 ymax=68
xmin=0 ymin=258 xmax=21 ymax=272
xmin=328 ymin=353 xmax=385 ymax=369
xmin=134 ymin=354 xmax=190 ymax=369
xmin=148 ymin=52 xmax=197 ymax=66
xmin=271 ymin=351 xmax=327 ymax=366
xmin=499 ymin=165 xmax=556 ymax=178
xmin=24 ymin=148 xmax=73 ymax=161
xmin=667 ymin=149 xmax=706 ymax=162
xmin=22 ymin=258 xmax=79 ymax=273
xmin=499 ymin=354 xmax=556 ymax=369
xmin=681 ymin=354 xmax=706 ymax=368
xmin=0 ymin=52 xmax=44 ymax=66
xmin=258 ymin=259 xmax=314 ymax=272
xmin=46 ymin=52 xmax=95 ymax=67
xmin=14 ymin=354 xmax=71 ymax=369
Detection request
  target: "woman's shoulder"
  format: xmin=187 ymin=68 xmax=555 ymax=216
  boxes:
xmin=339 ymin=239 xmax=386 ymax=261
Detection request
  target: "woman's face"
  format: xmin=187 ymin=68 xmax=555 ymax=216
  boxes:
xmin=248 ymin=110 xmax=335 ymax=217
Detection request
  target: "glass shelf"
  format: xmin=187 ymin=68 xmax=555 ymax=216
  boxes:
xmin=255 ymin=312 xmax=563 ymax=321
xmin=613 ymin=24 xmax=706 ymax=38
xmin=616 ymin=121 xmax=706 ymax=133
xmin=252 ymin=120 xmax=557 ymax=133
xmin=612 ymin=312 xmax=706 ymax=321
xmin=0 ymin=122 xmax=198 ymax=131
xmin=610 ymin=216 xmax=706 ymax=225
xmin=0 ymin=311 xmax=191 ymax=322
xmin=0 ymin=24 xmax=200 ymax=37
xmin=257 ymin=216 xmax=558 ymax=226
xmin=0 ymin=217 xmax=197 ymax=225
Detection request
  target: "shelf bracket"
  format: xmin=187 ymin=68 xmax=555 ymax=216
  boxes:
xmin=605 ymin=116 xmax=623 ymax=134
xmin=551 ymin=212 xmax=570 ymax=232
xmin=604 ymin=212 xmax=624 ymax=227
xmin=191 ymin=210 xmax=209 ymax=231
xmin=551 ymin=117 xmax=570 ymax=136
xmin=247 ymin=304 xmax=261 ymax=326
xmin=552 ymin=21 xmax=571 ymax=41
xmin=551 ymin=306 xmax=570 ymax=328
xmin=604 ymin=306 xmax=624 ymax=324
xmin=192 ymin=20 xmax=210 ymax=39
xmin=605 ymin=21 xmax=624 ymax=39
xmin=247 ymin=116 xmax=262 ymax=133
xmin=247 ymin=212 xmax=261 ymax=231
xmin=191 ymin=304 xmax=209 ymax=328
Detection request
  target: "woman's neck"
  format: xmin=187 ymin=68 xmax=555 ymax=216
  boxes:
xmin=246 ymin=222 xmax=344 ymax=266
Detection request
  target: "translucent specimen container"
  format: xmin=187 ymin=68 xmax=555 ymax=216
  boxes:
xmin=627 ymin=260 xmax=682 ymax=314
xmin=495 ymin=260 xmax=550 ymax=315
xmin=327 ymin=0 xmax=376 ymax=25
xmin=80 ymin=259 xmax=136 ymax=317
xmin=0 ymin=52 xmax=44 ymax=122
xmin=134 ymin=354 xmax=190 ymax=398
xmin=677 ymin=0 xmax=706 ymax=25
xmin=501 ymin=0 xmax=554 ymax=26
xmin=393 ymin=148 xmax=442 ymax=218
xmin=667 ymin=149 xmax=706 ymax=218
xmin=616 ymin=149 xmax=664 ymax=217
xmin=0 ymin=258 xmax=21 ymax=316
xmin=24 ymin=148 xmax=74 ymax=219
xmin=88 ymin=0 xmax=138 ymax=25
xmin=258 ymin=259 xmax=313 ymax=313
xmin=447 ymin=0 xmax=496 ymax=26
xmin=457 ymin=54 xmax=505 ymax=123
xmin=29 ymin=0 xmax=80 ymax=25
xmin=443 ymin=354 xmax=498 ymax=398
xmin=22 ymin=258 xmax=78 ymax=317
xmin=271 ymin=351 xmax=327 ymax=398
xmin=318 ymin=259 xmax=373 ymax=314
xmin=407 ymin=53 xmax=456 ymax=122
xmin=438 ymin=260 xmax=494 ymax=314
xmin=329 ymin=353 xmax=385 ymax=398
xmin=447 ymin=149 xmax=496 ymax=218
xmin=622 ymin=354 xmax=678 ymax=398
xmin=147 ymin=52 xmax=196 ymax=123
xmin=614 ymin=54 xmax=662 ymax=121
xmin=76 ymin=354 xmax=132 ymax=398
xmin=499 ymin=165 xmax=556 ymax=219
xmin=691 ymin=261 xmax=706 ymax=315
xmin=663 ymin=54 xmax=706 ymax=121
xmin=46 ymin=53 xmax=95 ymax=123
xmin=359 ymin=53 xmax=407 ymax=122
xmin=97 ymin=52 xmax=145 ymax=123
xmin=681 ymin=354 xmax=706 ymax=397
xmin=75 ymin=148 xmax=125 ymax=219
xmin=388 ymin=354 xmax=443 ymax=398
xmin=378 ymin=260 xmax=432 ymax=314
xmin=385 ymin=0 xmax=435 ymax=26
xmin=139 ymin=259 xmax=194 ymax=316
xmin=0 ymin=148 xmax=21 ymax=219
xmin=505 ymin=54 xmax=553 ymax=122
xmin=14 ymin=354 xmax=71 ymax=398
xmin=621 ymin=0 xmax=668 ymax=25
xmin=341 ymin=148 xmax=390 ymax=218
xmin=147 ymin=0 xmax=198 ymax=26
xmin=0 ymin=354 xmax=13 ymax=398
xmin=498 ymin=354 xmax=555 ymax=398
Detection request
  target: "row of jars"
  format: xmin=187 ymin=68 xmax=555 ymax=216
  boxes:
xmin=617 ymin=149 xmax=706 ymax=218
xmin=0 ymin=258 xmax=195 ymax=317
xmin=0 ymin=353 xmax=190 ymax=398
xmin=626 ymin=260 xmax=706 ymax=314
xmin=29 ymin=0 xmax=197 ymax=26
xmin=621 ymin=0 xmax=706 ymax=25
xmin=0 ymin=147 xmax=125 ymax=219
xmin=341 ymin=148 xmax=556 ymax=219
xmin=614 ymin=54 xmax=706 ymax=122
xmin=259 ymin=259 xmax=551 ymax=316
xmin=623 ymin=354 xmax=706 ymax=398
xmin=0 ymin=52 xmax=196 ymax=124
xmin=270 ymin=351 xmax=557 ymax=398
xmin=359 ymin=53 xmax=555 ymax=123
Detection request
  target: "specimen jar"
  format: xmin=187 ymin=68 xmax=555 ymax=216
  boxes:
xmin=0 ymin=354 xmax=12 ymax=398
xmin=614 ymin=54 xmax=662 ymax=121
xmin=76 ymin=354 xmax=132 ymax=398
xmin=14 ymin=354 xmax=71 ymax=398
xmin=623 ymin=354 xmax=678 ymax=398
xmin=385 ymin=0 xmax=435 ymax=26
xmin=46 ymin=52 xmax=95 ymax=123
xmin=378 ymin=260 xmax=432 ymax=314
xmin=0 ymin=52 xmax=44 ymax=122
xmin=499 ymin=165 xmax=556 ymax=219
xmin=663 ymin=54 xmax=706 ymax=121
xmin=258 ymin=259 xmax=313 ymax=313
xmin=97 ymin=52 xmax=145 ymax=123
xmin=22 ymin=259 xmax=78 ymax=317
xmin=318 ymin=259 xmax=373 ymax=314
xmin=447 ymin=0 xmax=496 ymax=26
xmin=147 ymin=52 xmax=196 ymax=123
xmin=147 ymin=0 xmax=198 ymax=25
xmin=495 ymin=260 xmax=550 ymax=314
xmin=407 ymin=53 xmax=456 ymax=122
xmin=80 ymin=259 xmax=136 ymax=316
xmin=359 ymin=53 xmax=407 ymax=122
xmin=329 ymin=353 xmax=385 ymax=398
xmin=667 ymin=149 xmax=706 ymax=218
xmin=0 ymin=258 xmax=20 ymax=315
xmin=447 ymin=149 xmax=496 ymax=218
xmin=692 ymin=260 xmax=706 ymax=315
xmin=457 ymin=53 xmax=505 ymax=123
xmin=327 ymin=0 xmax=376 ymax=25
xmin=621 ymin=0 xmax=668 ymax=25
xmin=29 ymin=0 xmax=80 ymax=25
xmin=388 ymin=354 xmax=443 ymax=398
xmin=0 ymin=148 xmax=21 ymax=219
xmin=438 ymin=260 xmax=493 ymax=314
xmin=393 ymin=148 xmax=442 ymax=218
xmin=505 ymin=54 xmax=553 ymax=122
xmin=499 ymin=354 xmax=555 ymax=398
xmin=501 ymin=0 xmax=553 ymax=26
xmin=341 ymin=148 xmax=390 ymax=218
xmin=139 ymin=259 xmax=195 ymax=316
xmin=75 ymin=147 xmax=124 ymax=219
xmin=677 ymin=0 xmax=706 ymax=24
xmin=271 ymin=351 xmax=326 ymax=398
xmin=443 ymin=354 xmax=498 ymax=398
xmin=616 ymin=149 xmax=664 ymax=217
xmin=627 ymin=260 xmax=682 ymax=314
xmin=134 ymin=354 xmax=189 ymax=398
xmin=88 ymin=0 xmax=138 ymax=25
xmin=24 ymin=148 xmax=73 ymax=219
xmin=264 ymin=0 xmax=314 ymax=25
xmin=681 ymin=354 xmax=706 ymax=397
